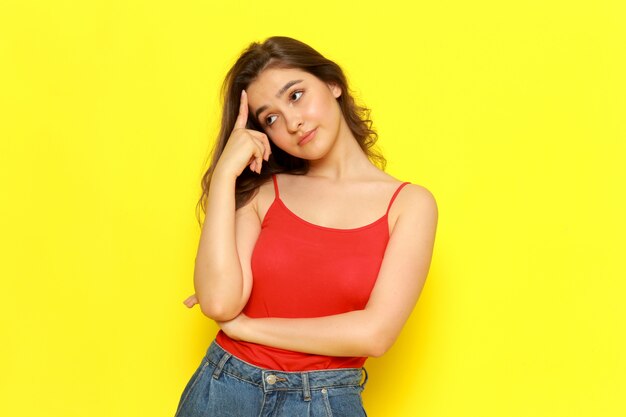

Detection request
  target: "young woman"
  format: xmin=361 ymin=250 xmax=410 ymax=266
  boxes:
xmin=174 ymin=36 xmax=438 ymax=416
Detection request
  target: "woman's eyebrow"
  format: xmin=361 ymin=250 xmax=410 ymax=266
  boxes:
xmin=254 ymin=79 xmax=304 ymax=120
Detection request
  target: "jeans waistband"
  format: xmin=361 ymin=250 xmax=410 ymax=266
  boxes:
xmin=205 ymin=340 xmax=368 ymax=396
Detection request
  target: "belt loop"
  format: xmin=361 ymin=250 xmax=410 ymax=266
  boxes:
xmin=302 ymin=372 xmax=311 ymax=402
xmin=212 ymin=351 xmax=232 ymax=380
xmin=360 ymin=367 xmax=369 ymax=388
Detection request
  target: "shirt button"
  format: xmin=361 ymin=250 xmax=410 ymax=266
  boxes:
xmin=266 ymin=374 xmax=277 ymax=385
xmin=321 ymin=388 xmax=327 ymax=394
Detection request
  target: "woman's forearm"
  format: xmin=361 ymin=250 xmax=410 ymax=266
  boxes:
xmin=234 ymin=310 xmax=394 ymax=358
xmin=194 ymin=170 xmax=245 ymax=321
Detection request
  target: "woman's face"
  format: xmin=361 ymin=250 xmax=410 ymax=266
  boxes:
xmin=245 ymin=67 xmax=342 ymax=159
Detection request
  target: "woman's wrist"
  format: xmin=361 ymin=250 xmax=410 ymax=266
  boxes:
xmin=211 ymin=162 xmax=238 ymax=184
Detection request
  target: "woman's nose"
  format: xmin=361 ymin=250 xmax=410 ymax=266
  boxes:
xmin=285 ymin=110 xmax=303 ymax=132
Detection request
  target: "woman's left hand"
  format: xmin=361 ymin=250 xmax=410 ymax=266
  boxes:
xmin=182 ymin=293 xmax=199 ymax=308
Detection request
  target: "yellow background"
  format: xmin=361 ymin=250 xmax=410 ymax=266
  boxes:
xmin=1 ymin=0 xmax=624 ymax=416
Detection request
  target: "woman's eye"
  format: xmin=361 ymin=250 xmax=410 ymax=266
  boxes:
xmin=265 ymin=115 xmax=277 ymax=126
xmin=291 ymin=90 xmax=303 ymax=101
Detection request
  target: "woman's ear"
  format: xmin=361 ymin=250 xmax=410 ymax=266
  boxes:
xmin=328 ymin=83 xmax=342 ymax=98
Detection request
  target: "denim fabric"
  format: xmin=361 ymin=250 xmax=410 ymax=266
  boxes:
xmin=174 ymin=340 xmax=368 ymax=417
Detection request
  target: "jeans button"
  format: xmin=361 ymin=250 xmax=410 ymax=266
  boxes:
xmin=266 ymin=374 xmax=277 ymax=385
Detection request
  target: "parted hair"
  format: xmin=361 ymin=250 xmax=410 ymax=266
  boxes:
xmin=196 ymin=36 xmax=386 ymax=226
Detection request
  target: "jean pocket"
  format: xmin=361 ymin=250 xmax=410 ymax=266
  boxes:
xmin=321 ymin=386 xmax=367 ymax=417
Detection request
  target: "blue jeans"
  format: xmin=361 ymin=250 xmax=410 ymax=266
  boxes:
xmin=174 ymin=340 xmax=369 ymax=416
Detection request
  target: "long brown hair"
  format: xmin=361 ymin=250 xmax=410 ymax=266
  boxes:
xmin=195 ymin=36 xmax=386 ymax=227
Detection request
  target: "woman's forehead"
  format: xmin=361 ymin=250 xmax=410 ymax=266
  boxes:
xmin=251 ymin=67 xmax=312 ymax=89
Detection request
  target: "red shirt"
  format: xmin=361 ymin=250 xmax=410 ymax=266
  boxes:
xmin=216 ymin=174 xmax=411 ymax=371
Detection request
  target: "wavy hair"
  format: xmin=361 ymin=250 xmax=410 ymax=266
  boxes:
xmin=195 ymin=36 xmax=386 ymax=226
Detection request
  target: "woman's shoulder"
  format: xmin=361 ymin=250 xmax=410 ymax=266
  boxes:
xmin=374 ymin=174 xmax=438 ymax=225
xmin=394 ymin=178 xmax=436 ymax=202
xmin=376 ymin=172 xmax=436 ymax=200
xmin=250 ymin=174 xmax=281 ymax=223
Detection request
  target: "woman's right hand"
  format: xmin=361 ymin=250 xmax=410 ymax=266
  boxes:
xmin=214 ymin=89 xmax=272 ymax=178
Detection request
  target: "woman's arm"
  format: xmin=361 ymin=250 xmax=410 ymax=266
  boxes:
xmin=193 ymin=90 xmax=271 ymax=322
xmin=219 ymin=184 xmax=438 ymax=357
xmin=193 ymin=172 xmax=260 ymax=321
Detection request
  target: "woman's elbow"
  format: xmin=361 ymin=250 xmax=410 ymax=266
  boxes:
xmin=366 ymin=340 xmax=391 ymax=358
xmin=199 ymin=299 xmax=241 ymax=322
xmin=365 ymin=328 xmax=397 ymax=358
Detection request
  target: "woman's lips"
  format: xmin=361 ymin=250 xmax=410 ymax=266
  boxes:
xmin=298 ymin=128 xmax=317 ymax=145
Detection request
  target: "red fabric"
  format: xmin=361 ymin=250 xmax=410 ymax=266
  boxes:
xmin=216 ymin=174 xmax=411 ymax=371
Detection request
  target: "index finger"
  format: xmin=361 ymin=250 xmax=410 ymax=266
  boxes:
xmin=233 ymin=89 xmax=249 ymax=130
